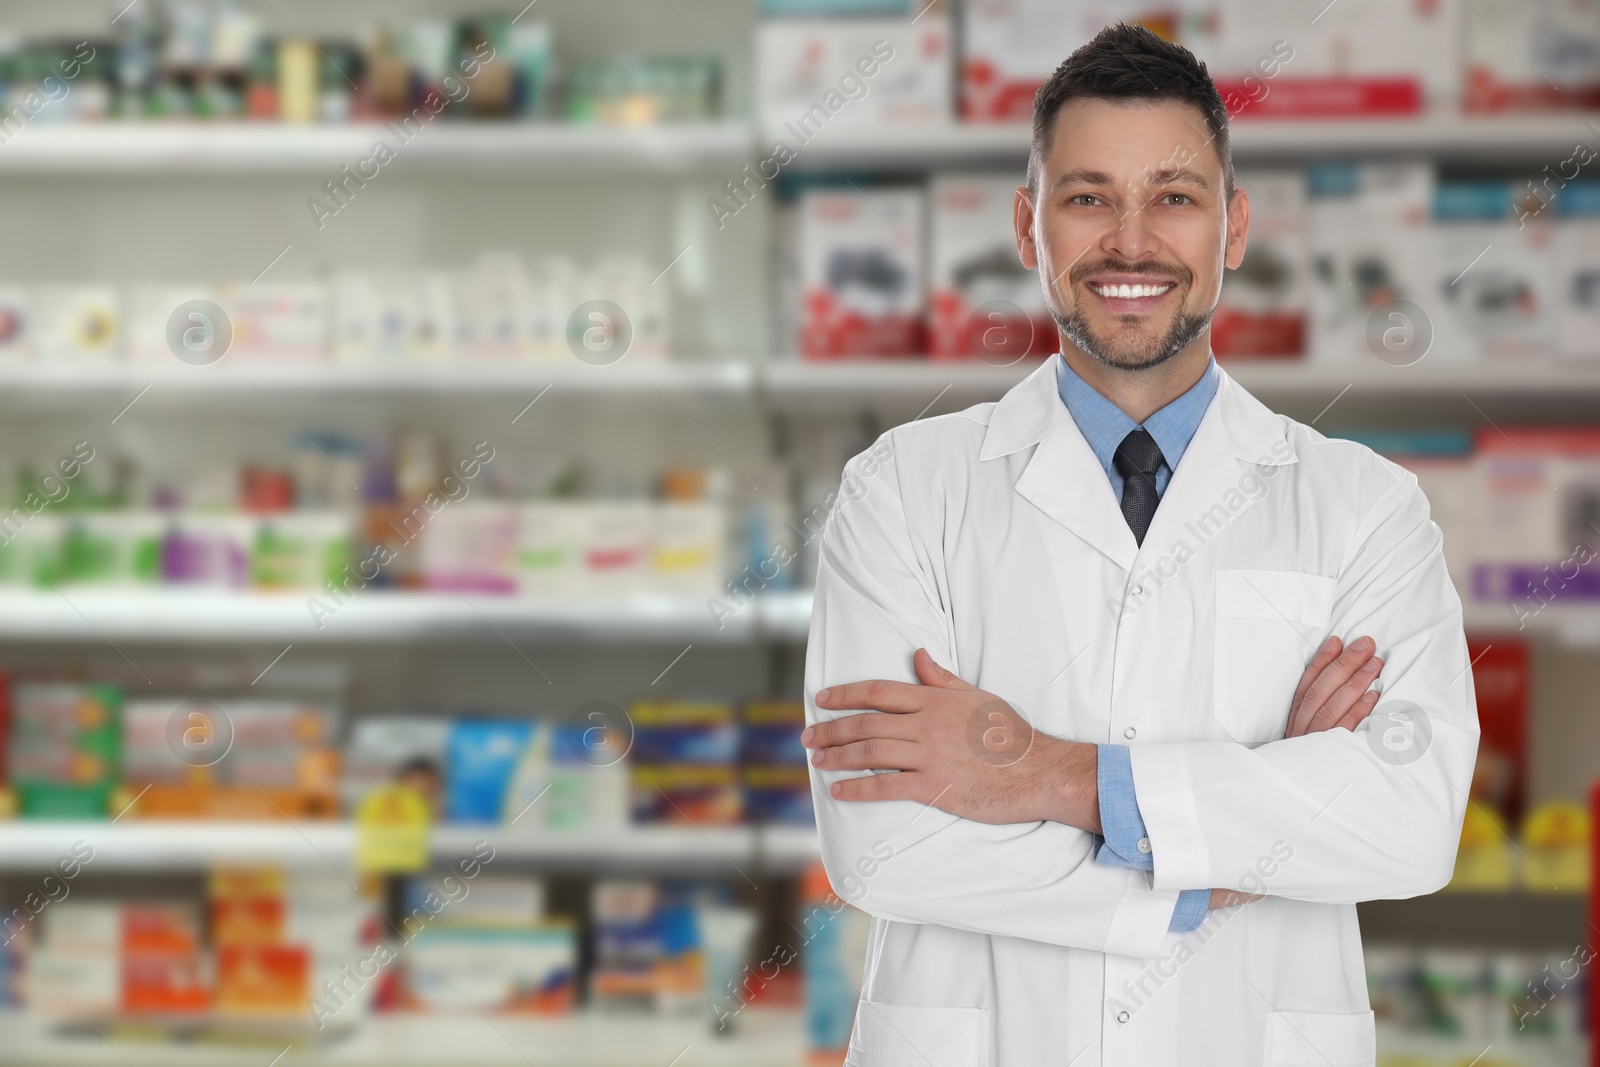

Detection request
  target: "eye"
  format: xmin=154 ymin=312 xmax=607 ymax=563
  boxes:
xmin=1161 ymin=193 xmax=1193 ymax=206
xmin=1070 ymin=194 xmax=1105 ymax=207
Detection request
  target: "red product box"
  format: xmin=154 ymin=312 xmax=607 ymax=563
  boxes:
xmin=1214 ymin=78 xmax=1421 ymax=119
xmin=1466 ymin=638 xmax=1528 ymax=827
xmin=799 ymin=187 xmax=926 ymax=360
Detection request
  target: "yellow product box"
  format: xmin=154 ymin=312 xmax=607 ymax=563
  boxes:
xmin=1520 ymin=800 xmax=1588 ymax=893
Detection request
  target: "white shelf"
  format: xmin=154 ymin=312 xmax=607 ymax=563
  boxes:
xmin=0 ymin=591 xmax=780 ymax=644
xmin=760 ymin=825 xmax=823 ymax=869
xmin=0 ymin=359 xmax=755 ymax=404
xmin=0 ymin=821 xmax=356 ymax=870
xmin=775 ymin=111 xmax=1600 ymax=168
xmin=763 ymin=359 xmax=1038 ymax=410
xmin=0 ymin=822 xmax=818 ymax=873
xmin=0 ymin=122 xmax=755 ymax=174
xmin=7 ymin=588 xmax=1594 ymax=647
xmin=4 ymin=357 xmax=1598 ymax=408
xmin=435 ymin=824 xmax=767 ymax=873
xmin=0 ymin=1010 xmax=804 ymax=1067
xmin=6 ymin=112 xmax=1598 ymax=176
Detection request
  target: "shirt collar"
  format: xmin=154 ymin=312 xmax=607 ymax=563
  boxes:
xmin=1054 ymin=353 xmax=1220 ymax=477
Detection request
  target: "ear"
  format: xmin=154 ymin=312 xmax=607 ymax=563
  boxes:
xmin=1224 ymin=185 xmax=1250 ymax=271
xmin=1015 ymin=185 xmax=1039 ymax=271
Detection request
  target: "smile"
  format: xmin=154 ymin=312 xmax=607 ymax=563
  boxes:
xmin=1088 ymin=282 xmax=1174 ymax=299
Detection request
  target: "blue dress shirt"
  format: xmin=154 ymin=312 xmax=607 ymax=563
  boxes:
xmin=1055 ymin=353 xmax=1219 ymax=934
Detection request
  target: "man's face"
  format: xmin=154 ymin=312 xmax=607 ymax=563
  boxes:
xmin=1015 ymin=97 xmax=1248 ymax=371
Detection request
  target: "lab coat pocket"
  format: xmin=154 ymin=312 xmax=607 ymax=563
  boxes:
xmin=845 ymin=999 xmax=991 ymax=1067
xmin=1213 ymin=569 xmax=1337 ymax=743
xmin=1261 ymin=1009 xmax=1375 ymax=1066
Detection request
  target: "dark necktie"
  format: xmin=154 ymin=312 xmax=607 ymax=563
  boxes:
xmin=1113 ymin=429 xmax=1165 ymax=547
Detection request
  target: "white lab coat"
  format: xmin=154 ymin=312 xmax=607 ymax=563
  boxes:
xmin=804 ymin=354 xmax=1478 ymax=1067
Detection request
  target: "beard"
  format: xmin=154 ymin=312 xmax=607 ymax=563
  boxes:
xmin=1050 ymin=259 xmax=1213 ymax=371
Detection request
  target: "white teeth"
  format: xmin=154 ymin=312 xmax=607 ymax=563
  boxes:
xmin=1093 ymin=282 xmax=1171 ymax=299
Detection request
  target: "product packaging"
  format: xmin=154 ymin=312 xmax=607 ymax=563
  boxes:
xmin=799 ymin=186 xmax=926 ymax=359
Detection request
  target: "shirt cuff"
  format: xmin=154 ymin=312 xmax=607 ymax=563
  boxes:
xmin=1169 ymin=889 xmax=1212 ymax=932
xmin=1094 ymin=744 xmax=1155 ymax=872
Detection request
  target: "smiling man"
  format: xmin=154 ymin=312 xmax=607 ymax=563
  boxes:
xmin=801 ymin=24 xmax=1477 ymax=1067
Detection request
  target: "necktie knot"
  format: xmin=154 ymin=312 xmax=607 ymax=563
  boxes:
xmin=1113 ymin=429 xmax=1165 ymax=480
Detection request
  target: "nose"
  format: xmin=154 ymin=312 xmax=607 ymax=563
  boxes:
xmin=1101 ymin=196 xmax=1161 ymax=262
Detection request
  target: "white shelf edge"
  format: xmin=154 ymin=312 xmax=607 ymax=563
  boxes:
xmin=0 ymin=821 xmax=818 ymax=872
xmin=0 ymin=590 xmax=766 ymax=644
xmin=1 ymin=112 xmax=1594 ymax=177
xmin=0 ymin=1009 xmax=804 ymax=1067
xmin=0 ymin=359 xmax=756 ymax=398
xmin=772 ymin=111 xmax=1600 ymax=167
xmin=0 ymin=357 xmax=1590 ymax=405
xmin=0 ymin=590 xmax=1590 ymax=645
xmin=0 ymin=122 xmax=755 ymax=174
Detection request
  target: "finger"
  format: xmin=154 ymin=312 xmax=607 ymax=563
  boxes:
xmin=829 ymin=770 xmax=923 ymax=803
xmin=1332 ymin=689 xmax=1380 ymax=731
xmin=811 ymin=738 xmax=920 ymax=772
xmin=1208 ymin=889 xmax=1266 ymax=910
xmin=913 ymin=647 xmax=977 ymax=691
xmin=803 ymin=712 xmax=917 ymax=749
xmin=815 ymin=679 xmax=928 ymax=713
xmin=1286 ymin=636 xmax=1376 ymax=737
xmin=1304 ymin=657 xmax=1382 ymax=735
xmin=1289 ymin=636 xmax=1342 ymax=718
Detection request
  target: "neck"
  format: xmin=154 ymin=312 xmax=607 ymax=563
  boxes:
xmin=1058 ymin=335 xmax=1212 ymax=423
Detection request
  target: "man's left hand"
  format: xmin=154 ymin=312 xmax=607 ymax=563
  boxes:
xmin=803 ymin=648 xmax=1101 ymax=832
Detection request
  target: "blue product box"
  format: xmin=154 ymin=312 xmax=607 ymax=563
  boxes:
xmin=446 ymin=718 xmax=534 ymax=823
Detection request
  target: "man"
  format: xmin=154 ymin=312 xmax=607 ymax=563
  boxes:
xmin=800 ymin=24 xmax=1477 ymax=1067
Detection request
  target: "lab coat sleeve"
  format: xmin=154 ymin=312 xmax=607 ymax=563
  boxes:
xmin=806 ymin=433 xmax=1181 ymax=959
xmin=1128 ymin=463 xmax=1479 ymax=903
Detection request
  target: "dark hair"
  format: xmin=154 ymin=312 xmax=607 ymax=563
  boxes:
xmin=1027 ymin=23 xmax=1233 ymax=202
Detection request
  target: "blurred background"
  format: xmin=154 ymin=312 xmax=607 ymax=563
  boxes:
xmin=0 ymin=0 xmax=1589 ymax=1065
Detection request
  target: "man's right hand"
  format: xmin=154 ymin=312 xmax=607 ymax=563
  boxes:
xmin=1207 ymin=634 xmax=1384 ymax=911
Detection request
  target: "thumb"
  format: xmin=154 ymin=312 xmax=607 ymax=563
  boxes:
xmin=913 ymin=647 xmax=976 ymax=690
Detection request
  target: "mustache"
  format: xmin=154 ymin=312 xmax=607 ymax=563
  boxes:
xmin=1069 ymin=259 xmax=1193 ymax=288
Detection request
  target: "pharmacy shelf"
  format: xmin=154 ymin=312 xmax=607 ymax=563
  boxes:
xmin=760 ymin=824 xmax=823 ymax=869
xmin=763 ymin=358 xmax=1039 ymax=410
xmin=434 ymin=824 xmax=790 ymax=874
xmin=775 ymin=111 xmax=1600 ymax=168
xmin=1360 ymin=890 xmax=1588 ymax=950
xmin=0 ymin=590 xmax=793 ymax=645
xmin=0 ymin=581 xmax=1585 ymax=648
xmin=764 ymin=357 xmax=1600 ymax=410
xmin=13 ymin=112 xmax=1600 ymax=176
xmin=1374 ymin=1028 xmax=1583 ymax=1067
xmin=0 ymin=1010 xmax=805 ymax=1067
xmin=1463 ymin=601 xmax=1600 ymax=644
xmin=0 ymin=822 xmax=818 ymax=874
xmin=0 ymin=821 xmax=356 ymax=871
xmin=0 ymin=122 xmax=755 ymax=174
xmin=8 ymin=357 xmax=1600 ymax=410
xmin=768 ymin=590 xmax=1600 ymax=645
xmin=0 ymin=359 xmax=756 ymax=405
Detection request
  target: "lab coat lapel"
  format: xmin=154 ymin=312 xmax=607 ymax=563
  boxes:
xmin=981 ymin=354 xmax=1139 ymax=573
xmin=1136 ymin=365 xmax=1298 ymax=558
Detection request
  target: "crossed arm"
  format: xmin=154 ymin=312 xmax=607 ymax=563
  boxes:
xmin=804 ymin=636 xmax=1389 ymax=914
xmin=802 ymin=443 xmax=1478 ymax=960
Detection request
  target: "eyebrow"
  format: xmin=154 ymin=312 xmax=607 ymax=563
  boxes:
xmin=1147 ymin=167 xmax=1212 ymax=190
xmin=1050 ymin=166 xmax=1213 ymax=193
xmin=1051 ymin=169 xmax=1115 ymax=191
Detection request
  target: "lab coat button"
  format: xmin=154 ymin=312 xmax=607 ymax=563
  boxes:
xmin=1116 ymin=1010 xmax=1130 ymax=1024
xmin=1137 ymin=837 xmax=1152 ymax=854
xmin=1132 ymin=584 xmax=1144 ymax=596
xmin=1123 ymin=726 xmax=1137 ymax=739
